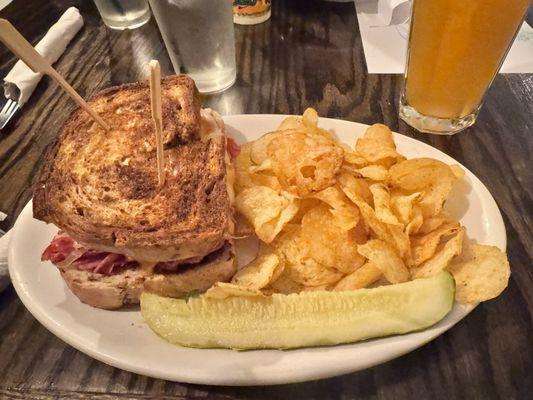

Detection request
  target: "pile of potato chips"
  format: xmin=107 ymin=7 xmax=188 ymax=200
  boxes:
xmin=208 ymin=108 xmax=510 ymax=304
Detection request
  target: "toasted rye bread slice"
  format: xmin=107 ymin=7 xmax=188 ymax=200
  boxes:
xmin=34 ymin=75 xmax=233 ymax=262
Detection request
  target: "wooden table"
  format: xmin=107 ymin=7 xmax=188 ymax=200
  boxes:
xmin=1 ymin=0 xmax=532 ymax=398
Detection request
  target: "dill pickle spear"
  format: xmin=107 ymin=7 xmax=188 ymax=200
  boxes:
xmin=141 ymin=272 xmax=454 ymax=350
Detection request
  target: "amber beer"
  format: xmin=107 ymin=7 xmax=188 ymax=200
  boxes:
xmin=400 ymin=0 xmax=530 ymax=134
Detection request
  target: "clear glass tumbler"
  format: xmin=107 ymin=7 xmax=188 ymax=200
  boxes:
xmin=93 ymin=0 xmax=151 ymax=30
xmin=399 ymin=0 xmax=530 ymax=135
xmin=149 ymin=0 xmax=237 ymax=94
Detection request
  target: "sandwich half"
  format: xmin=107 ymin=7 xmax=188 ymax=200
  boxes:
xmin=34 ymin=75 xmax=238 ymax=309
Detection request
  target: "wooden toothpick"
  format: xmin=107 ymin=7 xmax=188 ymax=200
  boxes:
xmin=0 ymin=19 xmax=109 ymax=131
xmin=149 ymin=60 xmax=165 ymax=187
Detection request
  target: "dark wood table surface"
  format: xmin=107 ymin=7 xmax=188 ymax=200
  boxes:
xmin=0 ymin=0 xmax=532 ymax=399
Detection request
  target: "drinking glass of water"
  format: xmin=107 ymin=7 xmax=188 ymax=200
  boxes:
xmin=93 ymin=0 xmax=151 ymax=30
xmin=149 ymin=0 xmax=237 ymax=94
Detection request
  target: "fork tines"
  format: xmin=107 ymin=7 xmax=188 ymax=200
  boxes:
xmin=0 ymin=97 xmax=19 ymax=130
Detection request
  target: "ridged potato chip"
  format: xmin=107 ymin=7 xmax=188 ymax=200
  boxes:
xmin=234 ymin=142 xmax=254 ymax=194
xmin=334 ymin=262 xmax=382 ymax=291
xmin=267 ymin=132 xmax=343 ymax=196
xmin=448 ymin=244 xmax=510 ymax=304
xmin=411 ymin=222 xmax=461 ymax=267
xmin=389 ymin=158 xmax=459 ymax=217
xmin=355 ymin=124 xmax=402 ymax=164
xmin=236 ymin=186 xmax=299 ymax=243
xmin=412 ymin=228 xmax=464 ymax=279
xmin=338 ymin=172 xmax=373 ymax=204
xmin=340 ymin=177 xmax=410 ymax=260
xmin=291 ymin=198 xmax=322 ymax=224
xmin=264 ymin=268 xmax=305 ymax=295
xmin=312 ymin=186 xmax=360 ymax=230
xmin=418 ymin=212 xmax=454 ymax=235
xmin=231 ymin=252 xmax=283 ymax=290
xmin=405 ymin=205 xmax=424 ymax=236
xmin=369 ymin=184 xmax=401 ymax=225
xmin=355 ymin=165 xmax=389 ymax=181
xmin=390 ymin=191 xmax=422 ymax=225
xmin=234 ymin=142 xmax=282 ymax=193
xmin=287 ymin=258 xmax=344 ymax=287
xmin=357 ymin=240 xmax=409 ymax=283
xmin=250 ymin=131 xmax=283 ymax=165
xmin=343 ymin=148 xmax=368 ymax=167
xmin=301 ymin=204 xmax=365 ymax=275
xmin=205 ymin=282 xmax=263 ymax=299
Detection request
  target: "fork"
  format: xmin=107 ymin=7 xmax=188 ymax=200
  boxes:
xmin=0 ymin=97 xmax=19 ymax=130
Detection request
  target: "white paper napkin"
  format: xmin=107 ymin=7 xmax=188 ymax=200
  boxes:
xmin=3 ymin=7 xmax=84 ymax=106
xmin=375 ymin=0 xmax=411 ymax=26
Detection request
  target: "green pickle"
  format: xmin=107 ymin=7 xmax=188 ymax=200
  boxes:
xmin=141 ymin=271 xmax=455 ymax=350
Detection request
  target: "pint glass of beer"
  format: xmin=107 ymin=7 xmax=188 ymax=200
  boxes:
xmin=399 ymin=0 xmax=530 ymax=135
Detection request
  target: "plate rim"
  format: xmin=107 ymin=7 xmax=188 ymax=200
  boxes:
xmin=8 ymin=114 xmax=505 ymax=385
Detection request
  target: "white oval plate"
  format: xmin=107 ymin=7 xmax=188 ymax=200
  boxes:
xmin=9 ymin=115 xmax=506 ymax=386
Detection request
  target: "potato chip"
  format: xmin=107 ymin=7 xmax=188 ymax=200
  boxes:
xmin=340 ymin=179 xmax=410 ymax=259
xmin=267 ymin=132 xmax=343 ymax=196
xmin=289 ymin=198 xmax=320 ymax=224
xmin=302 ymin=107 xmax=319 ymax=128
xmin=369 ymin=184 xmax=401 ymax=225
xmin=236 ymin=186 xmax=283 ymax=228
xmin=265 ymin=268 xmax=304 ymax=295
xmin=235 ymin=187 xmax=299 ymax=243
xmin=302 ymin=283 xmax=334 ymax=292
xmin=250 ymin=172 xmax=282 ymax=192
xmin=411 ymin=222 xmax=461 ymax=267
xmin=390 ymin=191 xmax=422 ymax=225
xmin=301 ymin=204 xmax=365 ymax=274
xmin=231 ymin=252 xmax=283 ymax=290
xmin=235 ymin=142 xmax=282 ymax=193
xmin=312 ymin=186 xmax=360 ymax=230
xmin=287 ymin=258 xmax=344 ymax=287
xmin=419 ymin=180 xmax=456 ymax=217
xmin=234 ymin=142 xmax=254 ymax=194
xmin=389 ymin=158 xmax=455 ymax=191
xmin=448 ymin=244 xmax=510 ymax=304
xmin=388 ymin=158 xmax=458 ymax=217
xmin=277 ymin=116 xmax=305 ymax=131
xmin=334 ymin=262 xmax=382 ymax=291
xmin=450 ymin=164 xmax=465 ymax=180
xmin=405 ymin=205 xmax=424 ymax=236
xmin=411 ymin=228 xmax=464 ymax=279
xmin=338 ymin=172 xmax=373 ymax=204
xmin=249 ymin=158 xmax=273 ymax=173
xmin=343 ymin=148 xmax=368 ymax=167
xmin=418 ymin=212 xmax=454 ymax=234
xmin=357 ymin=240 xmax=409 ymax=283
xmin=351 ymin=220 xmax=369 ymax=244
xmin=355 ymin=124 xmax=401 ymax=163
xmin=250 ymin=131 xmax=283 ymax=165
xmin=355 ymin=165 xmax=389 ymax=181
xmin=272 ymin=224 xmax=305 ymax=262
xmin=388 ymin=225 xmax=412 ymax=263
xmin=302 ymin=108 xmax=338 ymax=141
xmin=258 ymin=200 xmax=300 ymax=244
xmin=205 ymin=282 xmax=263 ymax=299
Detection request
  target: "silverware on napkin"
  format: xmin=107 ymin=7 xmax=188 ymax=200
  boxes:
xmin=0 ymin=7 xmax=83 ymax=130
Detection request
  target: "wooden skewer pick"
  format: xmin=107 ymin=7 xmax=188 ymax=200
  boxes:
xmin=149 ymin=60 xmax=165 ymax=187
xmin=0 ymin=19 xmax=109 ymax=131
